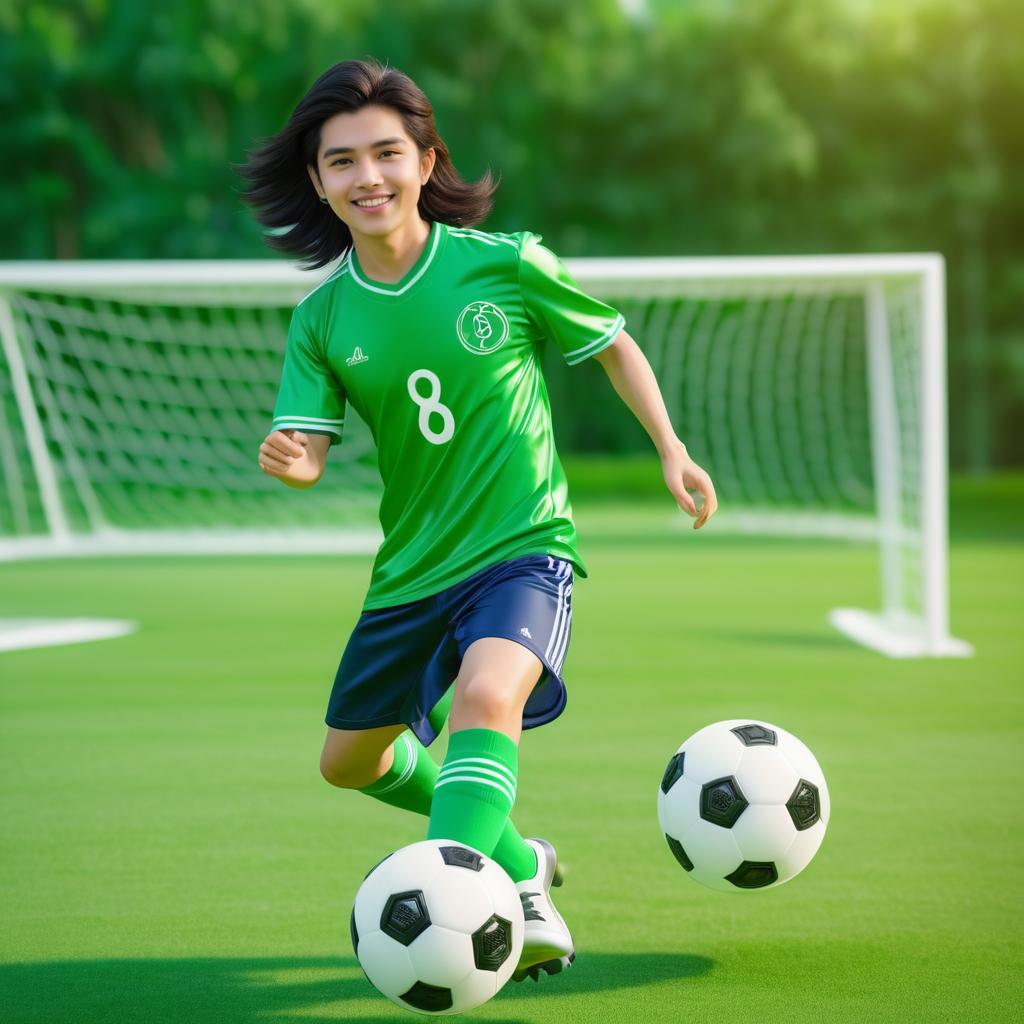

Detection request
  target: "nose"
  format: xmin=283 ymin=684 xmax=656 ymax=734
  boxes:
xmin=354 ymin=157 xmax=384 ymax=188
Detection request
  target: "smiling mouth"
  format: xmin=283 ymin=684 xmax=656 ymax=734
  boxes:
xmin=352 ymin=195 xmax=394 ymax=209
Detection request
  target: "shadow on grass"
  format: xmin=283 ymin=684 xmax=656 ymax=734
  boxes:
xmin=0 ymin=951 xmax=712 ymax=1021
xmin=690 ymin=627 xmax=856 ymax=652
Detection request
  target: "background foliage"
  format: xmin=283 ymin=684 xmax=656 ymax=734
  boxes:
xmin=3 ymin=0 xmax=1021 ymax=467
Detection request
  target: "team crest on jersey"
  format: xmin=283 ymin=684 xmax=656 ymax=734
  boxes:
xmin=456 ymin=301 xmax=510 ymax=355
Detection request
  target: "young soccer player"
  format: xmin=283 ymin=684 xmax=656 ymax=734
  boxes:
xmin=240 ymin=59 xmax=717 ymax=982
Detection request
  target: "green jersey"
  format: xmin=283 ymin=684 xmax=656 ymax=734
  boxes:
xmin=272 ymin=219 xmax=624 ymax=610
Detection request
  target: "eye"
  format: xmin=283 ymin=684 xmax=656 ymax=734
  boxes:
xmin=330 ymin=150 xmax=398 ymax=166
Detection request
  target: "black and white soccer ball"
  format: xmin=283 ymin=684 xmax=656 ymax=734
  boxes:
xmin=658 ymin=719 xmax=830 ymax=892
xmin=350 ymin=839 xmax=525 ymax=1015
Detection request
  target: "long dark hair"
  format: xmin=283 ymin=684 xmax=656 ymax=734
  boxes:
xmin=236 ymin=59 xmax=500 ymax=270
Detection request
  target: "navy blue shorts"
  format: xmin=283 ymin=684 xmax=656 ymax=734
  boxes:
xmin=325 ymin=554 xmax=575 ymax=747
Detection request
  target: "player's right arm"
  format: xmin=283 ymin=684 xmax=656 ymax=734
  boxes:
xmin=258 ymin=428 xmax=330 ymax=488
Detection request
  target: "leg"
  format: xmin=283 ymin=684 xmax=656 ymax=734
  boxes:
xmin=325 ymin=654 xmax=538 ymax=877
xmin=429 ymin=636 xmax=574 ymax=981
xmin=320 ymin=722 xmax=409 ymax=790
xmin=318 ymin=590 xmax=543 ymax=863
xmin=447 ymin=636 xmax=545 ymax=743
xmin=323 ymin=636 xmax=540 ymax=793
xmin=428 ymin=637 xmax=542 ymax=852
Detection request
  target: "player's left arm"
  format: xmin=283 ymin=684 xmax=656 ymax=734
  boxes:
xmin=594 ymin=329 xmax=718 ymax=529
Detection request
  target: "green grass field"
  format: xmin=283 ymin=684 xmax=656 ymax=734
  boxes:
xmin=2 ymin=473 xmax=1022 ymax=1023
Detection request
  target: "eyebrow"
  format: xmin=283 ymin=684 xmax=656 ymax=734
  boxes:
xmin=322 ymin=137 xmax=406 ymax=158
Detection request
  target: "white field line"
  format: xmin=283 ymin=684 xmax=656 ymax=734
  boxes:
xmin=0 ymin=618 xmax=138 ymax=653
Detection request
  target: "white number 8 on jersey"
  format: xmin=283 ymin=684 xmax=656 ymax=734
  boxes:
xmin=407 ymin=369 xmax=455 ymax=445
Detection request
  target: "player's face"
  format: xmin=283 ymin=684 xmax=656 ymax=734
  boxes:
xmin=309 ymin=105 xmax=435 ymax=239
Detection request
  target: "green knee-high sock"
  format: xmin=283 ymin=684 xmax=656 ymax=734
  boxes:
xmin=357 ymin=729 xmax=538 ymax=883
xmin=355 ymin=681 xmax=453 ymax=816
xmin=490 ymin=817 xmax=538 ymax=883
xmin=427 ymin=727 xmax=520 ymax=860
xmin=357 ymin=732 xmax=438 ymax=815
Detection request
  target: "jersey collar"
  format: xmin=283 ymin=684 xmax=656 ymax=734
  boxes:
xmin=346 ymin=220 xmax=444 ymax=297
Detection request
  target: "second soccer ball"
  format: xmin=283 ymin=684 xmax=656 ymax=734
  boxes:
xmin=658 ymin=719 xmax=830 ymax=892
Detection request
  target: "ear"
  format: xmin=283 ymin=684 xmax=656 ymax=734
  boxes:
xmin=420 ymin=147 xmax=436 ymax=186
xmin=307 ymin=163 xmax=324 ymax=200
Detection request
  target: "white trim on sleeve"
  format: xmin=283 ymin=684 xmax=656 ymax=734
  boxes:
xmin=564 ymin=313 xmax=625 ymax=366
xmin=271 ymin=414 xmax=344 ymax=437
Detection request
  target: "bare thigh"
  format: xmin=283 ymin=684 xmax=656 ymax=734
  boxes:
xmin=448 ymin=636 xmax=545 ymax=743
xmin=320 ymin=722 xmax=409 ymax=789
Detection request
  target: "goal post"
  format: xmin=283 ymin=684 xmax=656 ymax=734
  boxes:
xmin=569 ymin=253 xmax=970 ymax=659
xmin=0 ymin=255 xmax=971 ymax=658
xmin=0 ymin=261 xmax=384 ymax=560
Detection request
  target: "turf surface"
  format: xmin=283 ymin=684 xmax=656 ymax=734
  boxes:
xmin=2 ymin=475 xmax=1021 ymax=1023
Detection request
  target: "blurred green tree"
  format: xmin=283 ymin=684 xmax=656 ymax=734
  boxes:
xmin=1 ymin=0 xmax=1020 ymax=467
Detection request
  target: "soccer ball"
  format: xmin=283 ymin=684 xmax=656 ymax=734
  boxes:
xmin=657 ymin=719 xmax=830 ymax=891
xmin=350 ymin=839 xmax=524 ymax=1015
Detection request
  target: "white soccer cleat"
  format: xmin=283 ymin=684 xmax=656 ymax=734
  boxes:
xmin=512 ymin=837 xmax=576 ymax=983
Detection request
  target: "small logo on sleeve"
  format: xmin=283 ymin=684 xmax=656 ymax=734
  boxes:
xmin=519 ymin=627 xmax=533 ymax=639
xmin=346 ymin=346 xmax=369 ymax=366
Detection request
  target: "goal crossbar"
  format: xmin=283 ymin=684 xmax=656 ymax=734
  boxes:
xmin=0 ymin=254 xmax=971 ymax=658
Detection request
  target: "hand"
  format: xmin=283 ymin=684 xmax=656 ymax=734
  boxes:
xmin=258 ymin=428 xmax=310 ymax=479
xmin=660 ymin=440 xmax=718 ymax=530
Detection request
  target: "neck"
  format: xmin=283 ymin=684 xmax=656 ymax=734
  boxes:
xmin=351 ymin=217 xmax=431 ymax=284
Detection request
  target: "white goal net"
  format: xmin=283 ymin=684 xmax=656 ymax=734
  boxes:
xmin=0 ymin=255 xmax=970 ymax=658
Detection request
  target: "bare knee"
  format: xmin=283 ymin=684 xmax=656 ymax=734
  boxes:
xmin=319 ymin=747 xmax=387 ymax=790
xmin=452 ymin=673 xmax=523 ymax=729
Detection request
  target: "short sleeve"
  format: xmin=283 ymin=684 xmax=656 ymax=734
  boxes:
xmin=271 ymin=306 xmax=346 ymax=445
xmin=518 ymin=232 xmax=625 ymax=365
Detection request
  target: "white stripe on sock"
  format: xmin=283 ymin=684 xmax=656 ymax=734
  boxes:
xmin=433 ymin=774 xmax=515 ymax=805
xmin=369 ymin=734 xmax=417 ymax=795
xmin=440 ymin=756 xmax=516 ymax=787
xmin=437 ymin=763 xmax=516 ymax=791
xmin=436 ymin=764 xmax=517 ymax=803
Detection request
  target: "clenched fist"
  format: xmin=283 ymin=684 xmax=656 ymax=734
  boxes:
xmin=258 ymin=428 xmax=322 ymax=486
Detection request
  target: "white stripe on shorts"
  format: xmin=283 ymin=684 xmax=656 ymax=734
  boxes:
xmin=545 ymin=559 xmax=573 ymax=672
xmin=551 ymin=580 xmax=573 ymax=672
